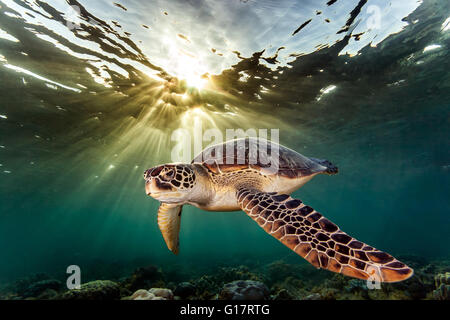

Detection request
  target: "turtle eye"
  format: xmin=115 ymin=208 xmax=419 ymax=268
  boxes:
xmin=162 ymin=169 xmax=174 ymax=180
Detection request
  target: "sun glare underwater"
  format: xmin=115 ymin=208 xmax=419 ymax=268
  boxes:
xmin=0 ymin=0 xmax=449 ymax=300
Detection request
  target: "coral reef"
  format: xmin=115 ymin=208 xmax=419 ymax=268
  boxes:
xmin=149 ymin=288 xmax=174 ymax=300
xmin=22 ymin=279 xmax=62 ymax=299
xmin=121 ymin=265 xmax=165 ymax=292
xmin=271 ymin=288 xmax=295 ymax=300
xmin=0 ymin=273 xmax=64 ymax=300
xmin=433 ymin=272 xmax=450 ymax=300
xmin=174 ymin=282 xmax=196 ymax=299
xmin=0 ymin=256 xmax=447 ymax=300
xmin=129 ymin=289 xmax=159 ymax=300
xmin=187 ymin=265 xmax=265 ymax=300
xmin=219 ymin=280 xmax=269 ymax=300
xmin=303 ymin=293 xmax=321 ymax=300
xmin=59 ymin=280 xmax=120 ymax=300
xmin=126 ymin=288 xmax=174 ymax=300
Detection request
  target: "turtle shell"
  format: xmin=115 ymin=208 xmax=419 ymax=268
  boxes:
xmin=191 ymin=137 xmax=336 ymax=178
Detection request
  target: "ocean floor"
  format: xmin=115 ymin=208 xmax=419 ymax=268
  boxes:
xmin=1 ymin=256 xmax=448 ymax=300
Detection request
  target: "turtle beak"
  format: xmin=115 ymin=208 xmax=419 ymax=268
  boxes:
xmin=145 ymin=179 xmax=165 ymax=198
xmin=145 ymin=179 xmax=158 ymax=196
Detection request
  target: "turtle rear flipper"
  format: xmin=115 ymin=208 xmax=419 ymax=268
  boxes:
xmin=157 ymin=203 xmax=182 ymax=255
xmin=237 ymin=189 xmax=413 ymax=283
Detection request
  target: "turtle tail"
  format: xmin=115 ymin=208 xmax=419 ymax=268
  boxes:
xmin=310 ymin=158 xmax=338 ymax=175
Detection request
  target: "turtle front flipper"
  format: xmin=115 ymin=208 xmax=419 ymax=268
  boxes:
xmin=237 ymin=189 xmax=413 ymax=283
xmin=157 ymin=203 xmax=183 ymax=255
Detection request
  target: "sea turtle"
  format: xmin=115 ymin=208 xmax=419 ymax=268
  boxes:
xmin=144 ymin=138 xmax=413 ymax=283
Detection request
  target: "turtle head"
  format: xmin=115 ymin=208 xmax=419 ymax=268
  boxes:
xmin=144 ymin=164 xmax=196 ymax=203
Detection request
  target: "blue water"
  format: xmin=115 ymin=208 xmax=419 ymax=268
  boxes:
xmin=0 ymin=0 xmax=448 ymax=296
